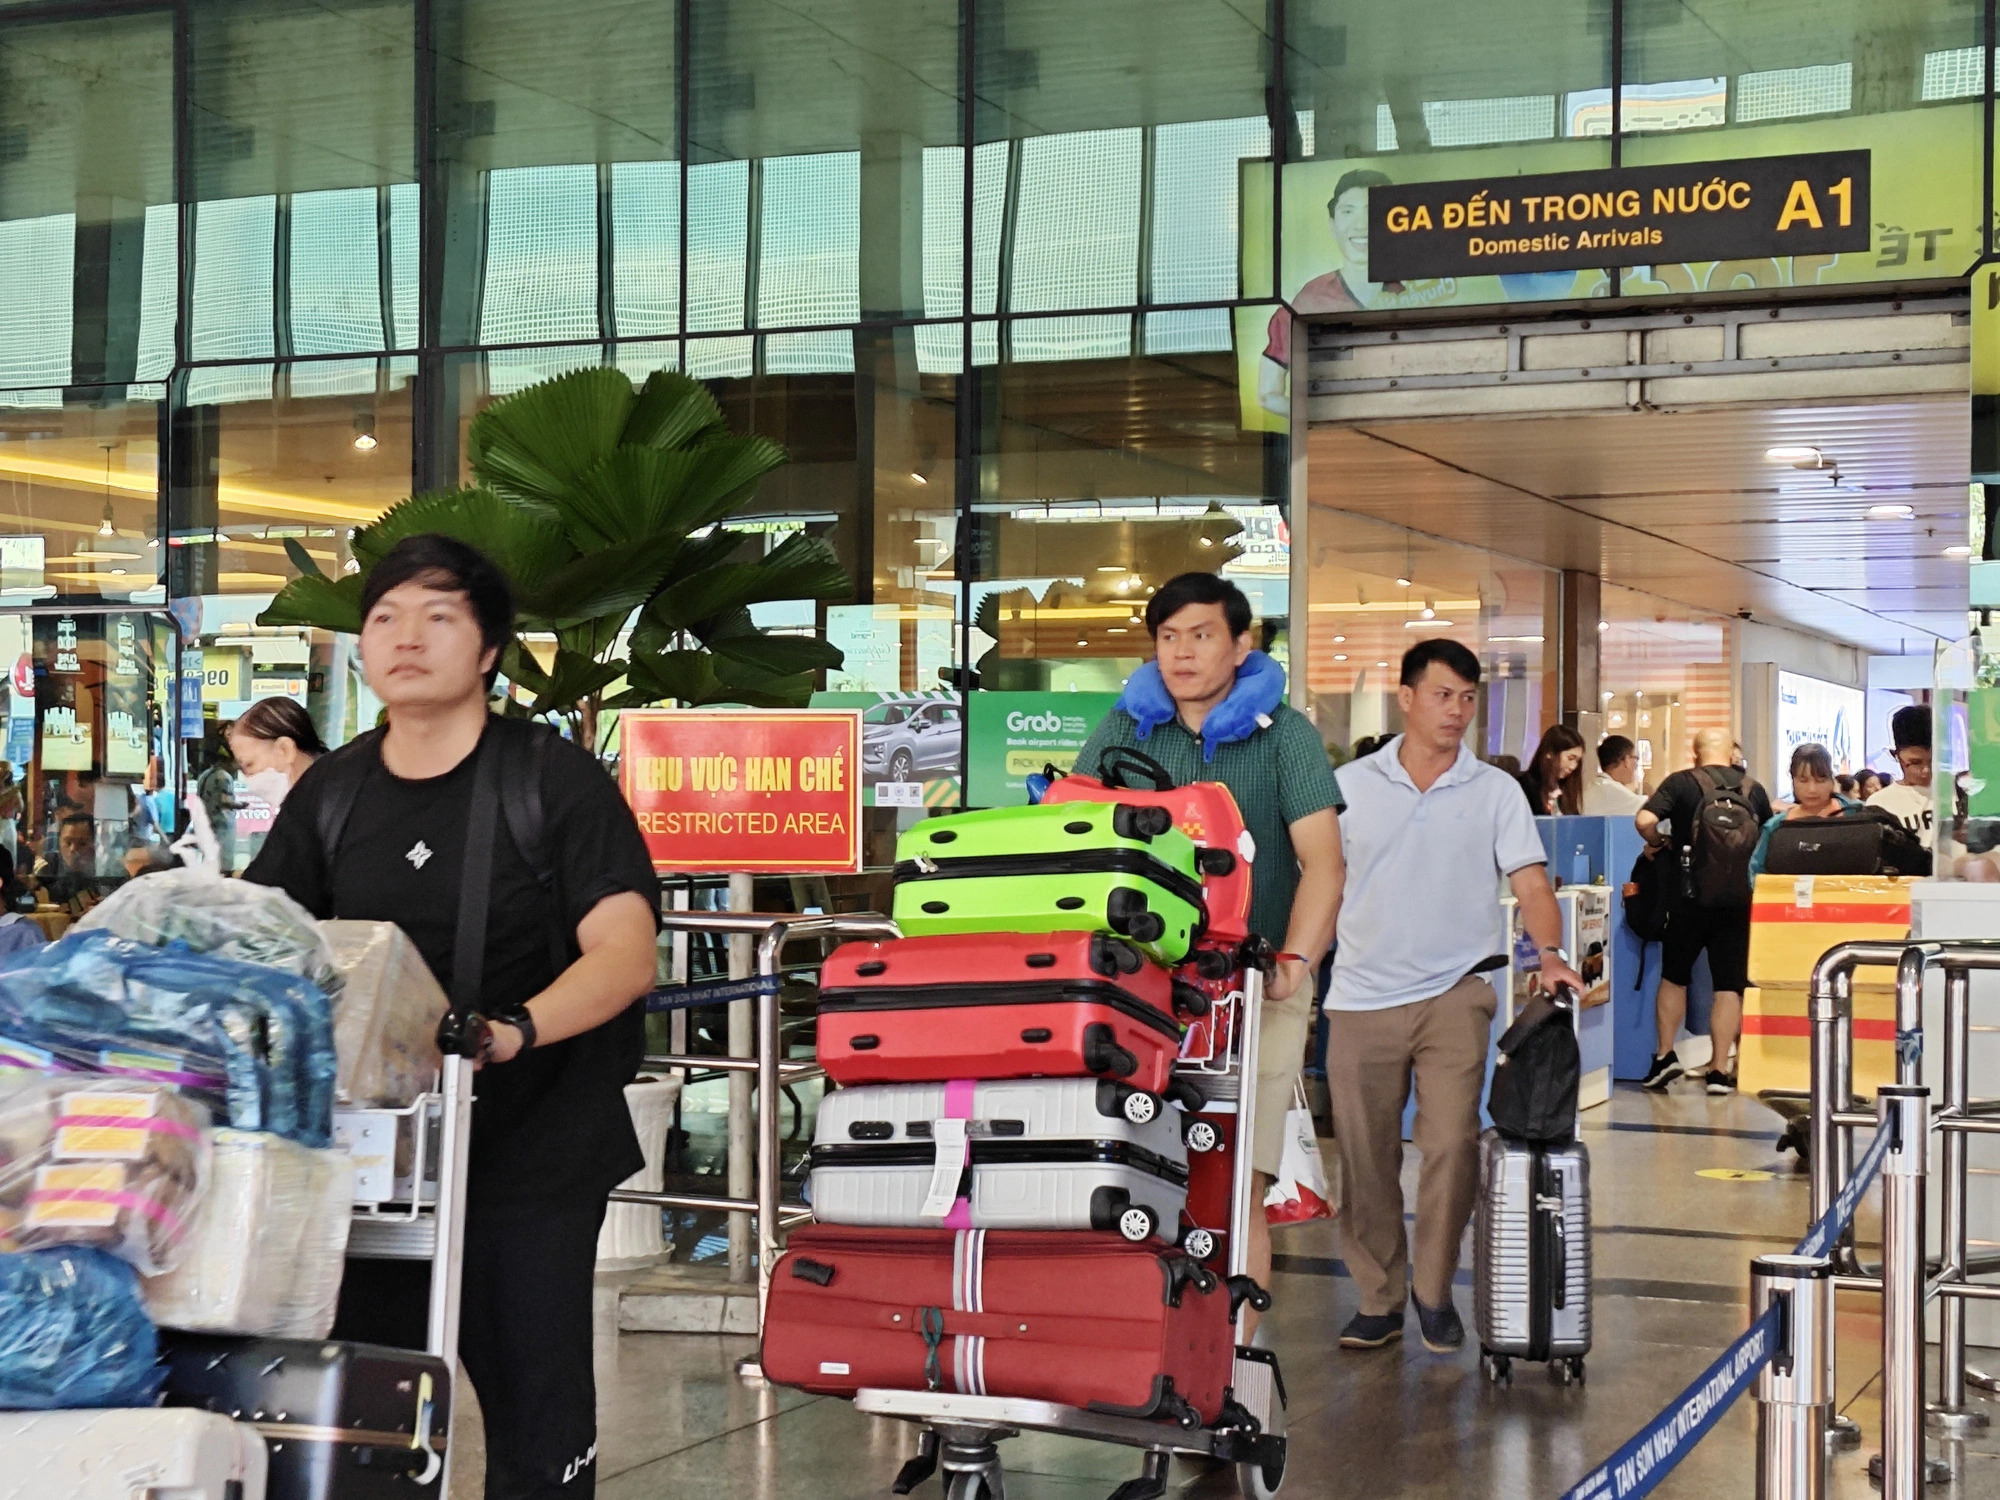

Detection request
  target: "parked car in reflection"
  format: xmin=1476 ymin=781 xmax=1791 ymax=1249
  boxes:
xmin=861 ymin=697 xmax=963 ymax=785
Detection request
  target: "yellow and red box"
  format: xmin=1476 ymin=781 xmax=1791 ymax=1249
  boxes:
xmin=1740 ymin=874 xmax=1911 ymax=1099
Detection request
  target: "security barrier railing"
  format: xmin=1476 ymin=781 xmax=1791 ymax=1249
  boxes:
xmin=1563 ymin=934 xmax=2000 ymax=1500
xmin=605 ymin=910 xmax=898 ymax=1339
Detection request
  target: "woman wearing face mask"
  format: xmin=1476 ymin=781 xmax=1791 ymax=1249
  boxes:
xmin=226 ymin=698 xmax=329 ymax=813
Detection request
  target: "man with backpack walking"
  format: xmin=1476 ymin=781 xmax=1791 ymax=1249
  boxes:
xmin=1633 ymin=727 xmax=1772 ymax=1095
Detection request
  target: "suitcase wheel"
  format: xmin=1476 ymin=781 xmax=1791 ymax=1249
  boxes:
xmin=1121 ymin=1089 xmax=1161 ymax=1126
xmin=1117 ymin=1204 xmax=1158 ymax=1242
xmin=1552 ymin=1357 xmax=1585 ymax=1387
xmin=1112 ymin=804 xmax=1174 ymax=841
xmin=1182 ymin=1227 xmax=1217 ymax=1260
xmin=1481 ymin=1350 xmax=1513 ymax=1386
xmin=1185 ymin=1119 xmax=1221 ymax=1153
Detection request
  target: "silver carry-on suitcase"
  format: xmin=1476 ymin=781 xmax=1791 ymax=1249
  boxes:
xmin=0 ymin=1407 xmax=269 ymax=1500
xmin=808 ymin=1077 xmax=1189 ymax=1242
xmin=1474 ymin=1128 xmax=1591 ymax=1385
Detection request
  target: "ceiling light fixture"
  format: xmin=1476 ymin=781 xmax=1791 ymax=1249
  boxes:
xmin=1376 ymin=661 xmax=1389 ymax=668
xmin=1097 ymin=564 xmax=1126 ymax=573
xmin=1489 ymin=634 xmax=1545 ymax=643
xmin=1405 ymin=618 xmax=1453 ymax=628
xmin=1944 ymin=543 xmax=1973 ymax=557
xmin=1868 ymin=503 xmax=1915 ymax=520
xmin=1332 ymin=634 xmax=1345 ymax=643
xmin=1421 ymin=605 xmax=1436 ymax=619
xmin=1075 ymin=638 xmax=1088 ymax=647
xmin=1765 ymin=445 xmax=1824 ymax=466
xmin=909 ymin=471 xmax=928 ymax=485
xmin=1597 ymin=620 xmax=1610 ymax=632
xmin=1395 ymin=576 xmax=1412 ymax=588
xmin=1333 ymin=653 xmax=1348 ymax=661
xmin=352 ymin=413 xmax=378 ymax=452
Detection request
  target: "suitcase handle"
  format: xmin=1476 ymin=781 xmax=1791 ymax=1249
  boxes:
xmin=1099 ymin=746 xmax=1177 ymax=792
xmin=1544 ymin=1167 xmax=1566 ymax=1311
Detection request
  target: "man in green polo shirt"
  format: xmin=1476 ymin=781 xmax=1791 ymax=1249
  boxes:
xmin=1073 ymin=572 xmax=1345 ymax=1327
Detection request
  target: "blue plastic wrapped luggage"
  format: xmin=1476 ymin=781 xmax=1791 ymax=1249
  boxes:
xmin=0 ymin=1247 xmax=163 ymax=1409
xmin=0 ymin=931 xmax=336 ymax=1147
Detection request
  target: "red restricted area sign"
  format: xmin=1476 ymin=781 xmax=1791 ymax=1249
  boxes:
xmin=619 ymin=708 xmax=863 ymax=874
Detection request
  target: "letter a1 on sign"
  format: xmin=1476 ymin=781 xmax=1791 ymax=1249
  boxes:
xmin=618 ymin=708 xmax=865 ymax=874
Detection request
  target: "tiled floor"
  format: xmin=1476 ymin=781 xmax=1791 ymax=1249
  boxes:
xmin=587 ymin=1085 xmax=2000 ymax=1500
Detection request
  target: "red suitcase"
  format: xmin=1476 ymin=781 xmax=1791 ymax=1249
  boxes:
xmin=1042 ymin=757 xmax=1254 ymax=946
xmin=816 ymin=932 xmax=1195 ymax=1093
xmin=762 ymin=1225 xmax=1234 ymax=1425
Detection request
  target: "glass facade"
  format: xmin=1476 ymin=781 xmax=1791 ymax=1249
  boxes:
xmin=0 ymin=0 xmax=1990 ymax=869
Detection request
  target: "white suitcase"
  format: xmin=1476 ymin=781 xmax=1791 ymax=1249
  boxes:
xmin=0 ymin=1407 xmax=268 ymax=1500
xmin=808 ymin=1077 xmax=1190 ymax=1242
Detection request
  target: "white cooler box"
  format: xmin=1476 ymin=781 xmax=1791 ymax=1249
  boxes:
xmin=0 ymin=1408 xmax=267 ymax=1500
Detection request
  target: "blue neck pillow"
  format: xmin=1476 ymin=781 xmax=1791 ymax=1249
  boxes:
xmin=1115 ymin=650 xmax=1286 ymax=762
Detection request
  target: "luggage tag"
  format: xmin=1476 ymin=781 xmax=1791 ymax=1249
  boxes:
xmin=920 ymin=1117 xmax=970 ymax=1220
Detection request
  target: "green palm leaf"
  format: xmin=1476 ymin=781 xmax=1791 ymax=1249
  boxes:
xmin=527 ymin=649 xmax=629 ymax=718
xmin=645 ymin=533 xmax=851 ymax=636
xmin=558 ymin=435 xmax=785 ymax=552
xmin=707 ymin=630 xmax=845 ymax=676
xmin=352 ymin=488 xmax=575 ymax=585
xmin=467 ymin=368 xmax=635 ymax=509
xmin=516 ymin=530 xmax=686 ymax=630
xmin=621 ymin=369 xmax=726 ymax=451
xmin=257 ymin=572 xmax=365 ymax=634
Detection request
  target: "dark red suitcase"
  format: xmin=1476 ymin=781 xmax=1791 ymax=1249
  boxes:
xmin=816 ymin=932 xmax=1194 ymax=1093
xmin=762 ymin=1225 xmax=1234 ymax=1425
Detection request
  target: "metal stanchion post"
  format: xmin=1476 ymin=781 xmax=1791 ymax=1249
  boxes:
xmin=726 ymin=871 xmax=755 ymax=1284
xmin=1753 ymin=1254 xmax=1834 ymax=1500
xmin=1809 ymin=973 xmax=1863 ymax=1450
xmin=1877 ymin=1085 xmax=1931 ymax=1500
xmin=1930 ymin=966 xmax=1989 ymax=1433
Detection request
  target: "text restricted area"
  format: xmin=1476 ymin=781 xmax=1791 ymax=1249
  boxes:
xmin=1369 ymin=150 xmax=1869 ymax=281
xmin=620 ymin=708 xmax=864 ymax=874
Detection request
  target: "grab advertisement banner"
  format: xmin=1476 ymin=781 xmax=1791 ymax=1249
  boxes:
xmin=620 ymin=708 xmax=863 ymax=874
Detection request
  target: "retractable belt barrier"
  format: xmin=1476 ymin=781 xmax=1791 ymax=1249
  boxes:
xmin=644 ymin=974 xmax=784 ymax=1011
xmin=1554 ymin=1105 xmax=1897 ymax=1500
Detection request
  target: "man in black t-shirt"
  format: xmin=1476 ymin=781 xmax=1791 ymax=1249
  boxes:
xmin=1633 ymin=727 xmax=1773 ymax=1098
xmin=248 ymin=534 xmax=659 ymax=1500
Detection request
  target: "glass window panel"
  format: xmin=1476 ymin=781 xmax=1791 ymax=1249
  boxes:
xmin=0 ymin=11 xmax=174 ymax=388
xmin=1010 ymin=130 xmax=1142 ymax=315
xmin=1923 ymin=46 xmax=1990 ymax=100
xmin=1007 ymin=314 xmax=1133 ymax=363
xmin=612 ymin=161 xmax=681 ymax=340
xmin=612 ymin=339 xmax=680 ymax=388
xmin=758 ymin=153 xmax=860 ymax=330
xmin=192 ymin=196 xmax=277 ymax=364
xmin=972 ymin=142 xmax=1008 ymax=317
xmin=1150 ymin=116 xmax=1270 ymax=307
xmin=1736 ymin=64 xmax=1853 ymax=122
xmin=1143 ymin=308 xmax=1231 ymax=356
xmin=922 ymin=146 xmax=964 ymax=319
xmin=687 ymin=334 xmax=755 ymax=381
xmin=1287 ymin=0 xmax=1609 ymax=163
xmin=0 ymin=391 xmax=162 ymax=604
xmin=388 ymin=183 xmax=420 ymax=350
xmin=764 ymin=331 xmax=856 ymax=376
xmin=135 ymin=205 xmax=179 ymax=382
xmin=1625 ymin=0 xmax=1976 ymax=127
xmin=915 ymin=323 xmax=964 ymax=375
xmin=288 ymin=188 xmax=385 ymax=355
xmin=970 ymin=349 xmax=1283 ymax=705
xmin=435 ymin=0 xmax=677 ymax=347
xmin=690 ymin=0 xmax=959 ymax=324
xmin=186 ymin=365 xmax=276 ymax=407
xmin=688 ymin=160 xmax=750 ymax=333
xmin=481 ymin=165 xmax=599 ymax=347
xmin=0 ymin=217 xmax=74 ymax=388
xmin=482 ymin=343 xmax=602 ymax=400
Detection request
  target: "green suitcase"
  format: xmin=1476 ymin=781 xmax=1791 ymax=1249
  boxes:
xmin=891 ymin=803 xmax=1207 ymax=962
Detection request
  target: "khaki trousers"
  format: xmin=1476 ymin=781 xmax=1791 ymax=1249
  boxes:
xmin=1324 ymin=974 xmax=1497 ymax=1315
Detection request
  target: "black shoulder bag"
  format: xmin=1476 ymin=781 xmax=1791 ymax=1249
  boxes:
xmin=1486 ymin=985 xmax=1581 ymax=1145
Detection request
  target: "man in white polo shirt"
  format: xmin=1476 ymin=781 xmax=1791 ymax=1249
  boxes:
xmin=1326 ymin=638 xmax=1583 ymax=1355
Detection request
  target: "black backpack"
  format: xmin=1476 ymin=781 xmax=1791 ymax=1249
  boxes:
xmin=1622 ymin=845 xmax=1676 ymax=943
xmin=1487 ymin=987 xmax=1580 ymax=1145
xmin=1763 ymin=805 xmax=1933 ymax=879
xmin=1687 ymin=767 xmax=1761 ymax=908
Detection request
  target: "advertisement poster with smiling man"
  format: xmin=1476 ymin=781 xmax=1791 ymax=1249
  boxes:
xmin=1237 ymin=99 xmax=1980 ymax=431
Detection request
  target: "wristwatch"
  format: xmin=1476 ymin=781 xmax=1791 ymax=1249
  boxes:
xmin=485 ymin=1002 xmax=537 ymax=1057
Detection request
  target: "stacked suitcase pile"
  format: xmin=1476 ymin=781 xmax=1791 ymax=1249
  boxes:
xmin=0 ymin=871 xmax=456 ymax=1499
xmin=764 ymin=781 xmax=1274 ymax=1433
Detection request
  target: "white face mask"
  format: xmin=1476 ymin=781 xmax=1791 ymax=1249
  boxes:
xmin=244 ymin=768 xmax=292 ymax=811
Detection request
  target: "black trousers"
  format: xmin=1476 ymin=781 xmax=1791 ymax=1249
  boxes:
xmin=337 ymin=1192 xmax=609 ymax=1499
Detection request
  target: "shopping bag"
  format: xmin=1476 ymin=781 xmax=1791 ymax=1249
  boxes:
xmin=1263 ymin=1081 xmax=1334 ymax=1225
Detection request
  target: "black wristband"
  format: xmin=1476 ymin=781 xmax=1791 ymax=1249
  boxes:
xmin=488 ymin=1003 xmax=537 ymax=1054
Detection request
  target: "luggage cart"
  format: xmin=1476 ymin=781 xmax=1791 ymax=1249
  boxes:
xmin=342 ymin=1051 xmax=475 ymax=1494
xmin=850 ymin=960 xmax=1287 ymax=1500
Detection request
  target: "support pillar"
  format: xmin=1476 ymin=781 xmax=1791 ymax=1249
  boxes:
xmin=1542 ymin=568 xmax=1601 ymax=733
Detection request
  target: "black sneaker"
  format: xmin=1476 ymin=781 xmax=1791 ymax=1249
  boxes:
xmin=1338 ymin=1310 xmax=1404 ymax=1350
xmin=1413 ymin=1297 xmax=1465 ymax=1353
xmin=1640 ymin=1051 xmax=1682 ymax=1091
xmin=1705 ymin=1070 xmax=1737 ymax=1096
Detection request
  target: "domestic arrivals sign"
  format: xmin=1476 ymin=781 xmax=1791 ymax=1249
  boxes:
xmin=620 ymin=708 xmax=863 ymax=874
xmin=1370 ymin=150 xmax=1869 ymax=281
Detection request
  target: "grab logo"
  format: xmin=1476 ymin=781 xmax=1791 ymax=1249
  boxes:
xmin=1007 ymin=711 xmax=1064 ymax=733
